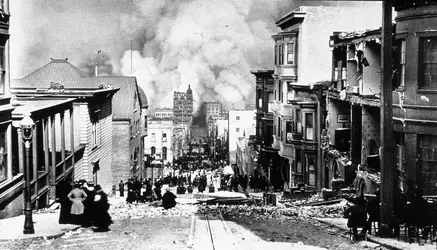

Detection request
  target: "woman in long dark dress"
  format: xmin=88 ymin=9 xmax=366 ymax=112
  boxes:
xmin=58 ymin=178 xmax=73 ymax=224
xmin=93 ymin=185 xmax=113 ymax=232
xmin=81 ymin=182 xmax=95 ymax=227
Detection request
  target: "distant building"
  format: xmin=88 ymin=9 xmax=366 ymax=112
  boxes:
xmin=228 ymin=110 xmax=256 ymax=165
xmin=154 ymin=108 xmax=173 ymax=120
xmin=144 ymin=119 xmax=174 ymax=180
xmin=173 ymin=85 xmax=193 ymax=125
xmin=205 ymin=102 xmax=222 ymax=120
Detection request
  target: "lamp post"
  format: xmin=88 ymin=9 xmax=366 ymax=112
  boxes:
xmin=21 ymin=114 xmax=35 ymax=234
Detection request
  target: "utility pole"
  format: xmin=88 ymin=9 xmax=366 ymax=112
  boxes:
xmin=379 ymin=0 xmax=395 ymax=236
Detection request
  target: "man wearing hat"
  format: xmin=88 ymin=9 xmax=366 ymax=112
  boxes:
xmin=162 ymin=187 xmax=177 ymax=210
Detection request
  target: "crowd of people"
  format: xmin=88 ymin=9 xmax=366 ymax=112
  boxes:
xmin=119 ymin=177 xmax=177 ymax=210
xmin=344 ymin=179 xmax=435 ymax=241
xmin=57 ymin=178 xmax=113 ymax=232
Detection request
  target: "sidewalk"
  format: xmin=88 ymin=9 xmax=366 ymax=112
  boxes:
xmin=0 ymin=210 xmax=80 ymax=240
xmin=317 ymin=217 xmax=436 ymax=250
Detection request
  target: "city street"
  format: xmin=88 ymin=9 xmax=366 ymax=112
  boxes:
xmin=0 ymin=190 xmax=391 ymax=250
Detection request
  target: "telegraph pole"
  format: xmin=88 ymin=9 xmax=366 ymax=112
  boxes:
xmin=379 ymin=0 xmax=395 ymax=236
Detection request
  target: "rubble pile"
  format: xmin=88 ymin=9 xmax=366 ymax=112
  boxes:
xmin=295 ymin=200 xmax=349 ymax=218
xmin=109 ymin=197 xmax=198 ymax=220
xmin=197 ymin=204 xmax=299 ymax=220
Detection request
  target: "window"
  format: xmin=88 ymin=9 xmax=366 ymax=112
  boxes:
xmin=151 ymin=133 xmax=156 ymax=142
xmin=236 ymin=128 xmax=240 ymax=132
xmin=279 ymin=44 xmax=283 ymax=65
xmin=305 ymin=113 xmax=314 ymax=140
xmin=0 ymin=130 xmax=7 ymax=183
xmin=418 ymin=135 xmax=437 ymax=194
xmin=295 ymin=149 xmax=302 ymax=174
xmin=285 ymin=121 xmax=293 ymax=144
xmin=0 ymin=44 xmax=6 ymax=94
xmin=287 ymin=42 xmax=295 ymax=65
xmin=279 ymin=80 xmax=283 ymax=102
xmin=396 ymin=144 xmax=405 ymax=191
xmin=419 ymin=37 xmax=437 ymax=89
xmin=162 ymin=133 xmax=167 ymax=142
xmin=275 ymin=44 xmax=278 ymax=65
xmin=399 ymin=40 xmax=406 ymax=88
xmin=268 ymin=93 xmax=274 ymax=112
xmin=236 ymin=116 xmax=240 ymax=120
xmin=307 ymin=157 xmax=316 ymax=186
xmin=295 ymin=109 xmax=302 ymax=134
xmin=162 ymin=147 xmax=167 ymax=160
xmin=151 ymin=146 xmax=156 ymax=156
xmin=91 ymin=111 xmax=101 ymax=147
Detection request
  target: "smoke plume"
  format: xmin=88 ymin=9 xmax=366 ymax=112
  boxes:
xmin=11 ymin=0 xmax=374 ymax=113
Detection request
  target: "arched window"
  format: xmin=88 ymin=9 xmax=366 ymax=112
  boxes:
xmin=151 ymin=146 xmax=156 ymax=156
xmin=162 ymin=147 xmax=167 ymax=160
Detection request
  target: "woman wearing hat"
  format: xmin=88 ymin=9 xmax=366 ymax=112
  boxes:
xmin=92 ymin=185 xmax=113 ymax=231
xmin=67 ymin=181 xmax=87 ymax=225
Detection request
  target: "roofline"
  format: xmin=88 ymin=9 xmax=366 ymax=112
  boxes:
xmin=275 ymin=8 xmax=306 ymax=28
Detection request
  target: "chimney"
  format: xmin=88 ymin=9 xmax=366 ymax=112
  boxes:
xmin=95 ymin=65 xmax=98 ymax=76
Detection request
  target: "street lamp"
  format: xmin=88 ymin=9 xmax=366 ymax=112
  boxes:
xmin=21 ymin=114 xmax=35 ymax=234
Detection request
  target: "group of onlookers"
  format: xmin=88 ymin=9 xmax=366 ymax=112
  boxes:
xmin=119 ymin=178 xmax=177 ymax=210
xmin=344 ymin=179 xmax=435 ymax=241
xmin=58 ymin=179 xmax=112 ymax=232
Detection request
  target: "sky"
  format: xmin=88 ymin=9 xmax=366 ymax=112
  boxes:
xmin=9 ymin=0 xmax=381 ymax=113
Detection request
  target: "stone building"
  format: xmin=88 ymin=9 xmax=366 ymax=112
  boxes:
xmin=173 ymin=85 xmax=193 ymax=125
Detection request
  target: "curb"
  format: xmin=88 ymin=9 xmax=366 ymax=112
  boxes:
xmin=0 ymin=225 xmax=81 ymax=242
xmin=315 ymin=218 xmax=403 ymax=250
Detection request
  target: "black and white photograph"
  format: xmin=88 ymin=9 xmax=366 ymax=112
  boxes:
xmin=0 ymin=0 xmax=436 ymax=249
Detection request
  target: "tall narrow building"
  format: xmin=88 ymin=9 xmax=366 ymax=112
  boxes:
xmin=173 ymin=85 xmax=193 ymax=125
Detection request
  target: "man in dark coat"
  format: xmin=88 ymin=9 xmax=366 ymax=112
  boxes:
xmin=119 ymin=180 xmax=125 ymax=197
xmin=126 ymin=178 xmax=135 ymax=203
xmin=93 ymin=185 xmax=113 ymax=232
xmin=345 ymin=196 xmax=368 ymax=240
xmin=162 ymin=187 xmax=177 ymax=210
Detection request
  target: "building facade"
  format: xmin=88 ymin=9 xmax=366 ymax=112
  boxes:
xmin=251 ymin=70 xmax=282 ymax=184
xmin=154 ymin=108 xmax=173 ymax=120
xmin=11 ymin=59 xmax=119 ymax=194
xmin=271 ymin=4 xmax=382 ymax=190
xmin=109 ymin=77 xmax=147 ymax=182
xmin=173 ymin=85 xmax=193 ymax=125
xmin=327 ymin=28 xmax=384 ymax=192
xmin=392 ymin=1 xmax=437 ymax=195
xmin=228 ymin=110 xmax=256 ymax=166
xmin=144 ymin=119 xmax=174 ymax=179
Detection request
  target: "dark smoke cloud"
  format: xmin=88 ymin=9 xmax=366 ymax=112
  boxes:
xmin=11 ymin=0 xmax=378 ymax=112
